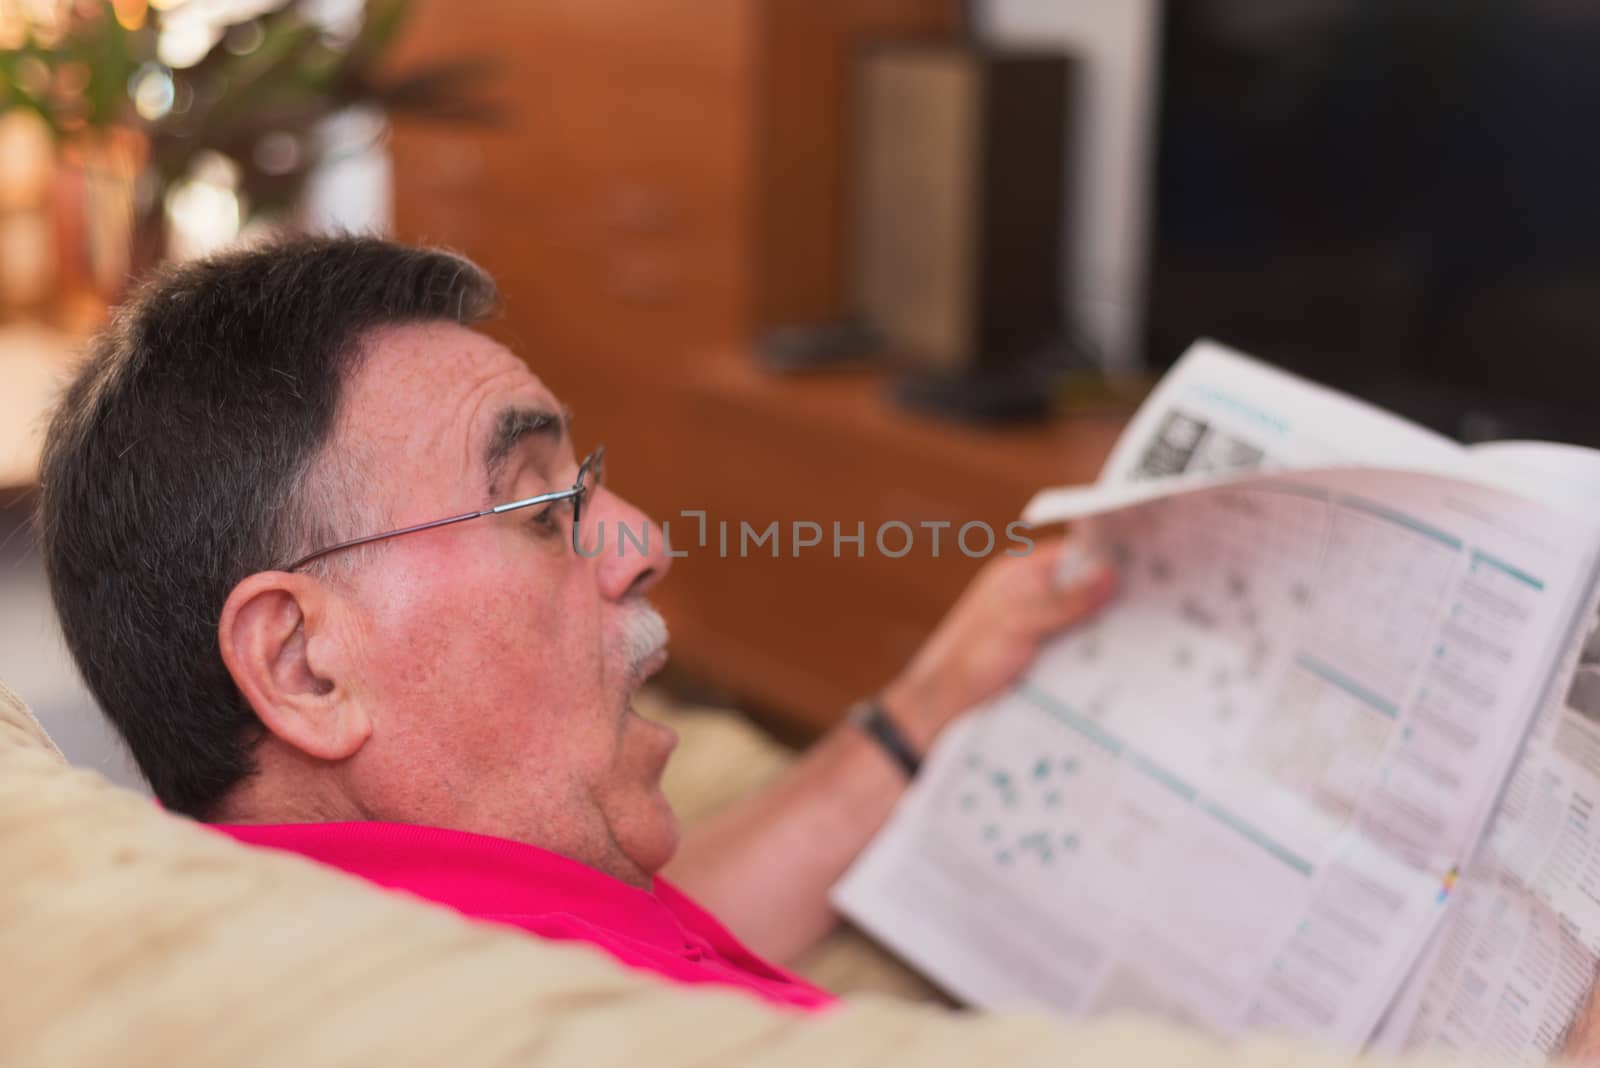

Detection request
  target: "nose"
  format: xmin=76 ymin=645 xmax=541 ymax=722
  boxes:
xmin=589 ymin=486 xmax=671 ymax=601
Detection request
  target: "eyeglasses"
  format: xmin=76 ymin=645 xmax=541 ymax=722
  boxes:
xmin=279 ymin=445 xmax=607 ymax=572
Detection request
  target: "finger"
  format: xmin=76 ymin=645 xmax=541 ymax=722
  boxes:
xmin=1038 ymin=561 xmax=1117 ymax=630
xmin=1007 ymin=532 xmax=1072 ymax=583
xmin=1052 ymin=537 xmax=1107 ymax=591
xmin=984 ymin=534 xmax=1113 ymax=618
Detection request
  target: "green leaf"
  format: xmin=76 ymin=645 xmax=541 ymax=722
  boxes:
xmin=353 ymin=0 xmax=415 ymax=63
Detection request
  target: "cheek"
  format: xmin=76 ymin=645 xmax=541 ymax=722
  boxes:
xmin=349 ymin=546 xmax=621 ymax=773
xmin=354 ymin=555 xmax=575 ymax=710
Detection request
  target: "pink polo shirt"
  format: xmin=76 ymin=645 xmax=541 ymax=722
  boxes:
xmin=212 ymin=821 xmax=836 ymax=1012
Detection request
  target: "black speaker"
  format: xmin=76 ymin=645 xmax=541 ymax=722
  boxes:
xmin=851 ymin=44 xmax=1073 ymax=380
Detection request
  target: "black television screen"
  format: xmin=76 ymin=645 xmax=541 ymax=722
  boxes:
xmin=1145 ymin=0 xmax=1600 ymax=445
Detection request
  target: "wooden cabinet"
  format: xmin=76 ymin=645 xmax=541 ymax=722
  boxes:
xmin=390 ymin=0 xmax=961 ymax=369
xmin=658 ymin=350 xmax=1124 ymax=732
xmin=390 ymin=0 xmax=1125 ymax=735
xmin=389 ymin=1 xmax=759 ymax=371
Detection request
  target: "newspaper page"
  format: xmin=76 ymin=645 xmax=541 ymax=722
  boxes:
xmin=1092 ymin=339 xmax=1474 ymax=486
xmin=1446 ymin=445 xmax=1600 ymax=957
xmin=1369 ymin=446 xmax=1600 ymax=1056
xmin=1055 ymin=344 xmax=1600 ymax=1054
xmin=1491 ymin=601 xmax=1600 ymax=953
xmin=1391 ymin=847 xmax=1598 ymax=1061
xmin=1387 ymin=581 xmax=1600 ymax=1058
xmin=835 ymin=346 xmax=1599 ymax=1049
xmin=1466 ymin=442 xmax=1600 ymax=524
xmin=1092 ymin=343 xmax=1600 ymax=1054
xmin=1065 ymin=342 xmax=1600 ymax=939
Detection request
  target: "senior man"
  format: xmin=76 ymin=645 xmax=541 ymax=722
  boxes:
xmin=37 ymin=236 xmax=1113 ymax=1010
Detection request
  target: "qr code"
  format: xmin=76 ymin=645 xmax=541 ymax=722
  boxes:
xmin=1133 ymin=410 xmax=1265 ymax=480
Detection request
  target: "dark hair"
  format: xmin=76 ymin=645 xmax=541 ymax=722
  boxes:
xmin=37 ymin=235 xmax=500 ymax=816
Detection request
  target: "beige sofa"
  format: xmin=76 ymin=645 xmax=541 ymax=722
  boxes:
xmin=0 ymin=678 xmax=1506 ymax=1067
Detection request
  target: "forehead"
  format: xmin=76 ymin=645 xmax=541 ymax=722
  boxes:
xmin=334 ymin=320 xmax=561 ymax=490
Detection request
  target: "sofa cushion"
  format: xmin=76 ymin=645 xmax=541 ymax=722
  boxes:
xmin=1 ymin=676 xmax=64 ymax=762
xmin=0 ymin=680 xmax=1492 ymax=1067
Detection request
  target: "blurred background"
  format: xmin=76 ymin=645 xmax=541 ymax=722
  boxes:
xmin=3 ymin=0 xmax=1597 ymax=785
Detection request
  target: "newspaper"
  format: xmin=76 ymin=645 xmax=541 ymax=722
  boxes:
xmin=1379 ymin=576 xmax=1600 ymax=1056
xmin=833 ymin=342 xmax=1600 ymax=1051
xmin=1374 ymin=446 xmax=1600 ymax=1055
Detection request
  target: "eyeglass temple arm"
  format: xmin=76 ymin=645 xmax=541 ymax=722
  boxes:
xmin=282 ymin=510 xmax=490 ymax=572
xmin=284 ymin=487 xmax=580 ymax=572
xmin=490 ymin=485 xmax=579 ymax=515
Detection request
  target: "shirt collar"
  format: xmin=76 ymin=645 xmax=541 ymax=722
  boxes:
xmin=211 ymin=820 xmax=694 ymax=950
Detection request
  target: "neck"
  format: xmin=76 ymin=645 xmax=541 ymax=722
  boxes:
xmin=210 ymin=740 xmax=369 ymax=826
xmin=212 ymin=745 xmax=661 ymax=892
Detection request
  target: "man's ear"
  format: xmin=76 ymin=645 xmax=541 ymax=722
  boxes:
xmin=218 ymin=571 xmax=371 ymax=762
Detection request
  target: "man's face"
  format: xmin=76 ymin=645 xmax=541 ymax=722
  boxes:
xmin=325 ymin=321 xmax=679 ymax=883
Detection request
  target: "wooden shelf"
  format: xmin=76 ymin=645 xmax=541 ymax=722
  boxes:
xmin=684 ymin=347 xmax=1126 ymax=494
xmin=640 ymin=348 xmax=1128 ymax=735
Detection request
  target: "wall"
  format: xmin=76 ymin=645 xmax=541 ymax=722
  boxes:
xmin=0 ymin=500 xmax=146 ymax=792
xmin=977 ymin=0 xmax=1160 ymax=369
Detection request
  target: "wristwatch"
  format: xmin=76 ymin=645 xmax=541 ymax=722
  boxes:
xmin=848 ymin=698 xmax=922 ymax=779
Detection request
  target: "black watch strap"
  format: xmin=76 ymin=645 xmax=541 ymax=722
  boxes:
xmin=848 ymin=698 xmax=922 ymax=779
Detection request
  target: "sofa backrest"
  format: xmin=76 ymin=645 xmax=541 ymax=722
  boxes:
xmin=0 ymin=679 xmax=1495 ymax=1068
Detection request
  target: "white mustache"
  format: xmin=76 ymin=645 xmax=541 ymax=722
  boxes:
xmin=621 ymin=604 xmax=669 ymax=679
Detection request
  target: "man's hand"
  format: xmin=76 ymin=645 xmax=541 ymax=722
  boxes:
xmin=880 ymin=534 xmax=1117 ymax=753
xmin=1563 ymin=972 xmax=1600 ymax=1062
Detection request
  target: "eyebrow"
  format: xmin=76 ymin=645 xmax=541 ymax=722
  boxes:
xmin=483 ymin=404 xmax=572 ymax=498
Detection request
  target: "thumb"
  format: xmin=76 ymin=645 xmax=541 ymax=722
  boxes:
xmin=1048 ymin=560 xmax=1117 ymax=628
xmin=1037 ymin=531 xmax=1117 ymax=629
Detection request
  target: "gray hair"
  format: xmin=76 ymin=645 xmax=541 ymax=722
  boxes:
xmin=37 ymin=235 xmax=501 ymax=816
